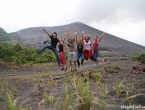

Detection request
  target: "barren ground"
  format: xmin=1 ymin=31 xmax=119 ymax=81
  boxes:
xmin=0 ymin=56 xmax=145 ymax=110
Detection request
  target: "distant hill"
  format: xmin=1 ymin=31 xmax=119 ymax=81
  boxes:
xmin=5 ymin=22 xmax=145 ymax=53
xmin=0 ymin=28 xmax=11 ymax=41
xmin=9 ymin=32 xmax=22 ymax=42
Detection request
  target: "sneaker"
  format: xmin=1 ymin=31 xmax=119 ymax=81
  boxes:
xmin=61 ymin=68 xmax=64 ymax=71
xmin=81 ymin=60 xmax=83 ymax=66
xmin=78 ymin=63 xmax=80 ymax=67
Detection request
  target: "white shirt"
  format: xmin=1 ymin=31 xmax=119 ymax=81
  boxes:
xmin=84 ymin=40 xmax=91 ymax=50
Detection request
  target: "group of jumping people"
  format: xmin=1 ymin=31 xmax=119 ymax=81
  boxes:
xmin=37 ymin=28 xmax=106 ymax=72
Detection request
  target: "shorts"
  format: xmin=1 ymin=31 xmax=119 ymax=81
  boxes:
xmin=68 ymin=51 xmax=76 ymax=62
xmin=84 ymin=49 xmax=92 ymax=60
xmin=59 ymin=51 xmax=66 ymax=65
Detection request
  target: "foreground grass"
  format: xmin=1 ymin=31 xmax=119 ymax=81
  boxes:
xmin=0 ymin=67 xmax=142 ymax=110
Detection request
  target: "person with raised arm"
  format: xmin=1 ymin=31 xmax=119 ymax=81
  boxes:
xmin=82 ymin=32 xmax=92 ymax=60
xmin=92 ymin=32 xmax=106 ymax=66
xmin=60 ymin=28 xmax=77 ymax=72
xmin=74 ymin=28 xmax=84 ymax=67
xmin=58 ymin=33 xmax=67 ymax=71
xmin=37 ymin=28 xmax=60 ymax=66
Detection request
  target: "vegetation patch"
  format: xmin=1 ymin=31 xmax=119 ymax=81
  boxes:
xmin=0 ymin=42 xmax=56 ymax=64
xmin=130 ymin=53 xmax=145 ymax=62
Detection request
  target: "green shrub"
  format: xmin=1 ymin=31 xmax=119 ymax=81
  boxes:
xmin=108 ymin=54 xmax=113 ymax=57
xmin=134 ymin=53 xmax=145 ymax=61
xmin=121 ymin=54 xmax=127 ymax=57
xmin=0 ymin=43 xmax=56 ymax=64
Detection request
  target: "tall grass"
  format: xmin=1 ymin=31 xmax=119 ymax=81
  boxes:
xmin=113 ymin=78 xmax=126 ymax=97
xmin=1 ymin=85 xmax=31 ymax=110
xmin=54 ymin=84 xmax=74 ymax=110
xmin=74 ymin=77 xmax=94 ymax=110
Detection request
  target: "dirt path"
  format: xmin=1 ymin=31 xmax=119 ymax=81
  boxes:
xmin=0 ymin=61 xmax=105 ymax=79
xmin=0 ymin=56 xmax=129 ymax=79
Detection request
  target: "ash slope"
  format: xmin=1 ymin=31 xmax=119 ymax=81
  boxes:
xmin=15 ymin=22 xmax=145 ymax=53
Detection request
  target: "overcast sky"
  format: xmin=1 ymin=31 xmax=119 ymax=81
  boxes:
xmin=0 ymin=0 xmax=145 ymax=46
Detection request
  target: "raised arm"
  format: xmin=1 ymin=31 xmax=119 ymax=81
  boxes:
xmin=62 ymin=34 xmax=67 ymax=43
xmin=65 ymin=28 xmax=69 ymax=39
xmin=98 ymin=32 xmax=106 ymax=42
xmin=82 ymin=31 xmax=84 ymax=44
xmin=42 ymin=28 xmax=51 ymax=37
xmin=74 ymin=28 xmax=77 ymax=45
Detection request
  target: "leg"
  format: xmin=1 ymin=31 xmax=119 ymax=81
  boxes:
xmin=60 ymin=52 xmax=66 ymax=65
xmin=59 ymin=52 xmax=62 ymax=65
xmin=38 ymin=45 xmax=53 ymax=53
xmin=76 ymin=53 xmax=80 ymax=67
xmin=53 ymin=48 xmax=60 ymax=66
xmin=68 ymin=52 xmax=72 ymax=72
xmin=94 ymin=51 xmax=99 ymax=66
xmin=89 ymin=50 xmax=93 ymax=60
xmin=92 ymin=52 xmax=95 ymax=61
xmin=38 ymin=46 xmax=60 ymax=66
xmin=70 ymin=61 xmax=72 ymax=72
xmin=74 ymin=61 xmax=77 ymax=71
xmin=93 ymin=51 xmax=97 ymax=61
xmin=96 ymin=51 xmax=99 ymax=65
xmin=72 ymin=51 xmax=77 ymax=71
xmin=61 ymin=51 xmax=67 ymax=70
xmin=59 ymin=52 xmax=65 ymax=71
xmin=84 ymin=50 xmax=88 ymax=60
xmin=81 ymin=53 xmax=84 ymax=65
xmin=64 ymin=64 xmax=67 ymax=71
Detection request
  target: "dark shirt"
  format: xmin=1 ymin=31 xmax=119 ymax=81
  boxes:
xmin=58 ymin=44 xmax=63 ymax=52
xmin=50 ymin=35 xmax=60 ymax=48
xmin=77 ymin=44 xmax=83 ymax=53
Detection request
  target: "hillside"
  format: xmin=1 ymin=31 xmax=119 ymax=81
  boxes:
xmin=10 ymin=22 xmax=145 ymax=53
xmin=0 ymin=28 xmax=11 ymax=41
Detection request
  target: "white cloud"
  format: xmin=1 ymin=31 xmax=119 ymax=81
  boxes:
xmin=0 ymin=0 xmax=78 ymax=31
xmin=91 ymin=20 xmax=145 ymax=46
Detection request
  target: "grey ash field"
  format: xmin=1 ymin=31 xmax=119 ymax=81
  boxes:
xmin=0 ymin=54 xmax=145 ymax=110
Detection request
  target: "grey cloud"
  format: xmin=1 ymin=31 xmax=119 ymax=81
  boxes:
xmin=75 ymin=0 xmax=145 ymax=24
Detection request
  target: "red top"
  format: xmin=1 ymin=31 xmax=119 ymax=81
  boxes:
xmin=93 ymin=42 xmax=99 ymax=51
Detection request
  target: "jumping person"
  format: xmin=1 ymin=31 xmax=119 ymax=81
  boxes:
xmin=37 ymin=28 xmax=60 ymax=66
xmin=58 ymin=34 xmax=67 ymax=71
xmin=82 ymin=32 xmax=92 ymax=60
xmin=74 ymin=28 xmax=84 ymax=67
xmin=92 ymin=32 xmax=106 ymax=65
xmin=61 ymin=28 xmax=77 ymax=72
